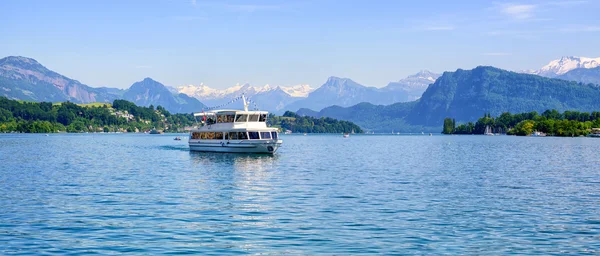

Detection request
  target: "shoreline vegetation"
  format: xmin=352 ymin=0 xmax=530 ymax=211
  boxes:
xmin=443 ymin=110 xmax=600 ymax=136
xmin=268 ymin=111 xmax=363 ymax=134
xmin=0 ymin=97 xmax=196 ymax=133
xmin=0 ymin=97 xmax=363 ymax=134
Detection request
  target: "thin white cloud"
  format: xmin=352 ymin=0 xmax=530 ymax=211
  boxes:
xmin=547 ymin=0 xmax=588 ymax=7
xmin=499 ymin=3 xmax=537 ymax=20
xmin=224 ymin=4 xmax=281 ymax=13
xmin=559 ymin=25 xmax=600 ymax=32
xmin=172 ymin=16 xmax=207 ymax=21
xmin=483 ymin=52 xmax=512 ymax=56
xmin=422 ymin=25 xmax=455 ymax=31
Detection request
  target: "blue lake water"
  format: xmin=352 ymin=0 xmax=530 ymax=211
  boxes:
xmin=1 ymin=133 xmax=600 ymax=254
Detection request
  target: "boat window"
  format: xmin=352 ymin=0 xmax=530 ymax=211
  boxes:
xmin=206 ymin=117 xmax=216 ymax=125
xmin=259 ymin=114 xmax=267 ymax=122
xmin=217 ymin=115 xmax=227 ymax=123
xmin=207 ymin=132 xmax=215 ymax=139
xmin=248 ymin=131 xmax=260 ymax=140
xmin=271 ymin=131 xmax=278 ymax=139
xmin=215 ymin=132 xmax=223 ymax=140
xmin=226 ymin=114 xmax=235 ymax=122
xmin=238 ymin=132 xmax=248 ymax=140
xmin=235 ymin=114 xmax=248 ymax=122
xmin=200 ymin=132 xmax=207 ymax=139
xmin=229 ymin=132 xmax=238 ymax=140
xmin=260 ymin=132 xmax=271 ymax=139
xmin=248 ymin=114 xmax=259 ymax=122
xmin=192 ymin=132 xmax=201 ymax=139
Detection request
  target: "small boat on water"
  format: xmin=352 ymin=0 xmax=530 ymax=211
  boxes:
xmin=588 ymin=128 xmax=600 ymax=138
xmin=531 ymin=131 xmax=547 ymax=137
xmin=484 ymin=125 xmax=494 ymax=136
xmin=174 ymin=136 xmax=182 ymax=141
xmin=188 ymin=95 xmax=282 ymax=154
xmin=149 ymin=129 xmax=163 ymax=134
xmin=343 ymin=133 xmax=350 ymax=138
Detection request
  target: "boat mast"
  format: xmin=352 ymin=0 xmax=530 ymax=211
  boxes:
xmin=242 ymin=94 xmax=249 ymax=111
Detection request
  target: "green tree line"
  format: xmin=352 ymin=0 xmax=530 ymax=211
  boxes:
xmin=0 ymin=96 xmax=196 ymax=133
xmin=268 ymin=111 xmax=363 ymax=133
xmin=442 ymin=110 xmax=600 ymax=136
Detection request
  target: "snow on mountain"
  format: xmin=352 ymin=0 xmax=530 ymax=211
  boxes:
xmin=175 ymin=83 xmax=314 ymax=100
xmin=176 ymin=83 xmax=241 ymax=99
xmin=525 ymin=56 xmax=600 ymax=77
xmin=382 ymin=70 xmax=441 ymax=101
xmin=387 ymin=70 xmax=440 ymax=90
xmin=279 ymin=84 xmax=314 ymax=97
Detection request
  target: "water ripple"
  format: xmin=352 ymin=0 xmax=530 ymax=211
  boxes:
xmin=0 ymin=134 xmax=599 ymax=254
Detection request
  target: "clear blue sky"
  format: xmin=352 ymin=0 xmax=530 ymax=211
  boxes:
xmin=2 ymin=0 xmax=599 ymax=89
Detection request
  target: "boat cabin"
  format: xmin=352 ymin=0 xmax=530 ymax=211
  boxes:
xmin=194 ymin=110 xmax=268 ymax=127
xmin=191 ymin=110 xmax=278 ymax=141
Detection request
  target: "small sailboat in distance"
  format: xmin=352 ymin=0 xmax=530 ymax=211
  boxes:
xmin=484 ymin=125 xmax=494 ymax=136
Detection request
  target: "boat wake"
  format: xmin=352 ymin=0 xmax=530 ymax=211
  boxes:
xmin=158 ymin=145 xmax=189 ymax=152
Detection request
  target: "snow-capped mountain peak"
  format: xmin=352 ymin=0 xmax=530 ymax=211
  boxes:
xmin=175 ymin=83 xmax=314 ymax=100
xmin=407 ymin=70 xmax=439 ymax=82
xmin=279 ymin=84 xmax=314 ymax=97
xmin=527 ymin=56 xmax=600 ymax=77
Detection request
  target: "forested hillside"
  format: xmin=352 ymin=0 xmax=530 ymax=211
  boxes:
xmin=0 ymin=97 xmax=195 ymax=133
xmin=268 ymin=111 xmax=363 ymax=133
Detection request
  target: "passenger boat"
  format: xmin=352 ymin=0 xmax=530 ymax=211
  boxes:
xmin=188 ymin=95 xmax=282 ymax=154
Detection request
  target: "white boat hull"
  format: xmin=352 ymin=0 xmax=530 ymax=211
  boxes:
xmin=189 ymin=140 xmax=283 ymax=154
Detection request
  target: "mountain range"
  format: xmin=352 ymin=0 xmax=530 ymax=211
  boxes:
xmin=173 ymin=83 xmax=313 ymax=113
xmin=4 ymin=55 xmax=600 ymax=130
xmin=300 ymin=66 xmax=600 ymax=132
xmin=283 ymin=71 xmax=439 ymax=113
xmin=0 ymin=56 xmax=204 ymax=113
xmin=173 ymin=71 xmax=438 ymax=113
